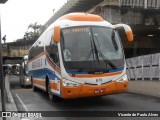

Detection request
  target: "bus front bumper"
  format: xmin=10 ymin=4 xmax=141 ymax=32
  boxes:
xmin=61 ymin=81 xmax=128 ymax=99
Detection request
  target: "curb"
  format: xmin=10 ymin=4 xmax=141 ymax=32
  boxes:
xmin=5 ymin=75 xmax=21 ymax=120
xmin=6 ymin=90 xmax=21 ymax=120
xmin=128 ymin=91 xmax=160 ymax=99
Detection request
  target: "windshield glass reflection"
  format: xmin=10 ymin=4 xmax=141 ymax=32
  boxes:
xmin=61 ymin=26 xmax=124 ymax=73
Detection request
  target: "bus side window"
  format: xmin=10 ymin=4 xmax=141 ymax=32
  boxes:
xmin=45 ymin=29 xmax=60 ymax=67
xmin=29 ymin=36 xmax=44 ymax=61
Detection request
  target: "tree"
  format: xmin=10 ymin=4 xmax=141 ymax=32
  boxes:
xmin=24 ymin=22 xmax=43 ymax=40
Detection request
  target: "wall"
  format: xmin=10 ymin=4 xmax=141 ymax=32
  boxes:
xmin=2 ymin=40 xmax=35 ymax=57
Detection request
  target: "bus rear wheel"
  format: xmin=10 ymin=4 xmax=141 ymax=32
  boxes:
xmin=48 ymin=83 xmax=58 ymax=102
xmin=32 ymin=85 xmax=37 ymax=91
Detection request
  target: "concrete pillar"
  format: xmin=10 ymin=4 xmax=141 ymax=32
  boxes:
xmin=133 ymin=41 xmax=138 ymax=57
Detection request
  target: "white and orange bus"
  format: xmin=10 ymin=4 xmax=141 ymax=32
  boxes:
xmin=28 ymin=12 xmax=133 ymax=101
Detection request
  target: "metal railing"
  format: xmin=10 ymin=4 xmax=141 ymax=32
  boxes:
xmin=120 ymin=0 xmax=160 ymax=9
xmin=126 ymin=53 xmax=160 ymax=80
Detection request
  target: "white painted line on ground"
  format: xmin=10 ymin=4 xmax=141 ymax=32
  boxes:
xmin=16 ymin=94 xmax=29 ymax=111
xmin=21 ymin=118 xmax=30 ymax=120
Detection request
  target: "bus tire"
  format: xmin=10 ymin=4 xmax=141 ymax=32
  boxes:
xmin=47 ymin=81 xmax=58 ymax=102
xmin=20 ymin=79 xmax=23 ymax=88
xmin=23 ymin=79 xmax=27 ymax=88
xmin=21 ymin=84 xmax=24 ymax=88
xmin=33 ymin=85 xmax=37 ymax=91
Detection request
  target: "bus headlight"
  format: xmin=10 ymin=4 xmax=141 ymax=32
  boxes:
xmin=63 ymin=79 xmax=80 ymax=87
xmin=116 ymin=74 xmax=128 ymax=82
xmin=25 ymin=78 xmax=30 ymax=82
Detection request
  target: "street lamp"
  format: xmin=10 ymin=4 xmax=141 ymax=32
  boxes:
xmin=0 ymin=1 xmax=8 ymax=120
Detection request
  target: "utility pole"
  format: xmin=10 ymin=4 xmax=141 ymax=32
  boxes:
xmin=0 ymin=13 xmax=6 ymax=120
xmin=0 ymin=1 xmax=8 ymax=120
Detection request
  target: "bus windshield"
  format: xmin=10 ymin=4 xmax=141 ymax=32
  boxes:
xmin=61 ymin=26 xmax=124 ymax=74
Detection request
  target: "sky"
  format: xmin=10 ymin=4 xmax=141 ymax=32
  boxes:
xmin=0 ymin=0 xmax=67 ymax=43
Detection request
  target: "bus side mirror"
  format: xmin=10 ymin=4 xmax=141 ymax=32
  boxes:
xmin=113 ymin=24 xmax=134 ymax=42
xmin=53 ymin=25 xmax=61 ymax=43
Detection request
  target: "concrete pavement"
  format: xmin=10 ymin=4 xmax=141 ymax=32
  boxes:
xmin=0 ymin=89 xmax=20 ymax=120
xmin=0 ymin=75 xmax=20 ymax=120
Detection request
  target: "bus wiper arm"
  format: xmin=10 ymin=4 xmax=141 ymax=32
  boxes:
xmin=98 ymin=50 xmax=117 ymax=69
xmin=87 ymin=36 xmax=100 ymax=62
xmin=93 ymin=33 xmax=117 ymax=69
xmin=92 ymin=36 xmax=100 ymax=62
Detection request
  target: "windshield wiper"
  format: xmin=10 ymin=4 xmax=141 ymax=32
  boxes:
xmin=86 ymin=33 xmax=100 ymax=62
xmin=86 ymin=32 xmax=117 ymax=70
xmin=86 ymin=47 xmax=117 ymax=70
xmin=98 ymin=50 xmax=117 ymax=69
xmin=93 ymin=34 xmax=117 ymax=70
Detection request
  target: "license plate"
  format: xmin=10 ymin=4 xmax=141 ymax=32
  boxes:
xmin=94 ymin=88 xmax=105 ymax=94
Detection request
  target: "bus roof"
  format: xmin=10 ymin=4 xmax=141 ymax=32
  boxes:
xmin=58 ymin=12 xmax=104 ymax=22
xmin=47 ymin=12 xmax=112 ymax=30
xmin=29 ymin=13 xmax=113 ymax=51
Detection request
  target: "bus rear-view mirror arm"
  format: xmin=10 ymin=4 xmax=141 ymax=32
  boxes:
xmin=113 ymin=24 xmax=134 ymax=42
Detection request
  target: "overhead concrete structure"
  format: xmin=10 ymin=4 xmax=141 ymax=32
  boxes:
xmin=88 ymin=0 xmax=160 ymax=58
xmin=3 ymin=57 xmax=23 ymax=64
xmin=43 ymin=0 xmax=104 ymax=31
xmin=2 ymin=39 xmax=35 ymax=57
xmin=120 ymin=0 xmax=160 ymax=9
xmin=39 ymin=0 xmax=160 ymax=58
xmin=0 ymin=0 xmax=8 ymax=4
xmin=44 ymin=0 xmax=160 ymax=29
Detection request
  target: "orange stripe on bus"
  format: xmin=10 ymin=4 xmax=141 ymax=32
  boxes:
xmin=33 ymin=79 xmax=45 ymax=87
xmin=61 ymin=81 xmax=128 ymax=99
xmin=50 ymin=83 xmax=59 ymax=91
xmin=69 ymin=71 xmax=123 ymax=78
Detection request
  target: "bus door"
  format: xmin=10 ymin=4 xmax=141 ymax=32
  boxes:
xmin=45 ymin=29 xmax=61 ymax=95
